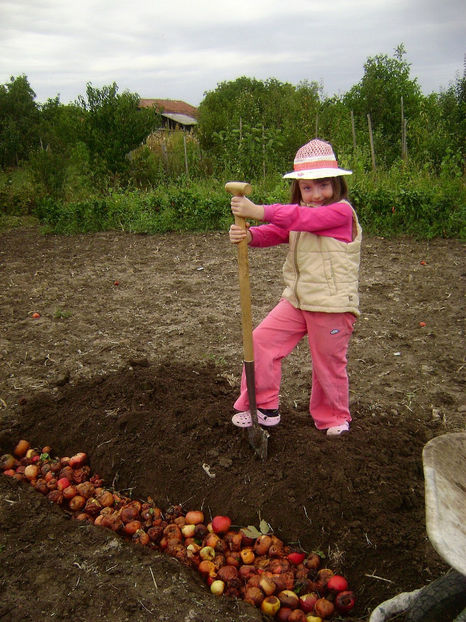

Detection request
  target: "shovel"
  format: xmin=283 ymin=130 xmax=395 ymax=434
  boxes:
xmin=225 ymin=181 xmax=269 ymax=460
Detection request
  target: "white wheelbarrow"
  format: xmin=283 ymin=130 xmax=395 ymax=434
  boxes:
xmin=369 ymin=431 xmax=466 ymax=622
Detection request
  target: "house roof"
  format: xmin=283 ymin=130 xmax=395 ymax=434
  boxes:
xmin=139 ymin=99 xmax=198 ymax=124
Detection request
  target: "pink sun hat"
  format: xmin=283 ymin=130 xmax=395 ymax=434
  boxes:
xmin=283 ymin=138 xmax=352 ymax=180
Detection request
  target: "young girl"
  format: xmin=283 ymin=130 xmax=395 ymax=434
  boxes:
xmin=229 ymin=138 xmax=362 ymax=436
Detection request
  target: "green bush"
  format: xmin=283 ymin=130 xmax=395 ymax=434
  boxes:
xmin=350 ymin=166 xmax=465 ymax=239
xmin=4 ymin=164 xmax=462 ymax=240
xmin=35 ymin=196 xmax=109 ymax=234
xmin=0 ymin=167 xmax=39 ymax=214
xmin=34 ymin=181 xmax=235 ymax=234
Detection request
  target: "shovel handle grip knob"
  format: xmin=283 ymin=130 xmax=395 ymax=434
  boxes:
xmin=225 ymin=181 xmax=252 ymax=197
xmin=225 ymin=181 xmax=252 ymax=229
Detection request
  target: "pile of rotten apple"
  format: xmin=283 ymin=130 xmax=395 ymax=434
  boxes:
xmin=1 ymin=440 xmax=355 ymax=621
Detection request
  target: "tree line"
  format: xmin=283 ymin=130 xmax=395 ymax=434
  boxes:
xmin=0 ymin=46 xmax=464 ymax=239
xmin=1 ymin=46 xmax=464 ymax=184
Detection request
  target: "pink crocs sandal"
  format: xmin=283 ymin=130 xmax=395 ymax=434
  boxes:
xmin=232 ymin=410 xmax=281 ymax=428
xmin=326 ymin=422 xmax=350 ymax=436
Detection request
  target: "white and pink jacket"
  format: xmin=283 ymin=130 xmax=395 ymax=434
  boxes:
xmin=249 ymin=200 xmax=362 ymax=317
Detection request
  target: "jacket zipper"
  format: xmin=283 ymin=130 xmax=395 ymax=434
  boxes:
xmin=293 ymin=232 xmax=301 ymax=307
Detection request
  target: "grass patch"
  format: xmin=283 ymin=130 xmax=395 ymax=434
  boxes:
xmin=0 ymin=214 xmax=39 ymax=232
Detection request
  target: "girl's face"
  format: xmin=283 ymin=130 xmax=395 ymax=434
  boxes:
xmin=298 ymin=179 xmax=334 ymax=207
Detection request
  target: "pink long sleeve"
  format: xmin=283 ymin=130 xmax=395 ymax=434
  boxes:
xmin=250 ymin=201 xmax=354 ymax=247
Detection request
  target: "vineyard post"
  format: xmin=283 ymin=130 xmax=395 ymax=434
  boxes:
xmin=401 ymin=96 xmax=407 ymax=162
xmin=161 ymin=132 xmax=168 ymax=173
xmin=351 ymin=110 xmax=357 ymax=152
xmin=183 ymin=133 xmax=189 ymax=177
xmin=367 ymin=113 xmax=376 ymax=171
xmin=262 ymin=124 xmax=266 ymax=180
xmin=403 ymin=118 xmax=408 ymax=161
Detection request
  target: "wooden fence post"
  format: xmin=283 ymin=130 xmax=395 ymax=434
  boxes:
xmin=161 ymin=132 xmax=168 ymax=172
xmin=401 ymin=96 xmax=407 ymax=162
xmin=183 ymin=133 xmax=189 ymax=177
xmin=351 ymin=110 xmax=357 ymax=152
xmin=262 ymin=124 xmax=266 ymax=180
xmin=367 ymin=114 xmax=376 ymax=171
xmin=403 ymin=118 xmax=408 ymax=161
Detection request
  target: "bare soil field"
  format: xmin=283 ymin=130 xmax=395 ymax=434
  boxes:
xmin=0 ymin=226 xmax=464 ymax=621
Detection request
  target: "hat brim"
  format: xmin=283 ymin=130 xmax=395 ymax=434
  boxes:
xmin=283 ymin=167 xmax=352 ymax=180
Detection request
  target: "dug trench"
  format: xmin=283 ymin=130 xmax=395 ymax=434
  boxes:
xmin=0 ymin=228 xmax=464 ymax=621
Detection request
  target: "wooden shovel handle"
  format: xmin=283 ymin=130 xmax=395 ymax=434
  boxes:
xmin=235 ymin=214 xmax=254 ymax=363
xmin=224 ymin=182 xmax=254 ymax=364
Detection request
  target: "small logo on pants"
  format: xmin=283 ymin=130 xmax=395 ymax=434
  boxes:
xmin=330 ymin=328 xmax=340 ymax=335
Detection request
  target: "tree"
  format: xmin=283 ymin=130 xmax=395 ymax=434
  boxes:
xmin=197 ymin=76 xmax=321 ymax=177
xmin=0 ymin=75 xmax=39 ymax=167
xmin=409 ymin=74 xmax=466 ymax=174
xmin=38 ymin=97 xmax=83 ymax=153
xmin=344 ymin=45 xmax=422 ymax=165
xmin=76 ymin=83 xmax=161 ymax=174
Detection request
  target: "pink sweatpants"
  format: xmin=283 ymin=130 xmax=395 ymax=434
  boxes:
xmin=234 ymin=299 xmax=356 ymax=430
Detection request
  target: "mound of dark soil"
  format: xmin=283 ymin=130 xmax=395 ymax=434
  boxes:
xmin=0 ymin=228 xmax=464 ymax=621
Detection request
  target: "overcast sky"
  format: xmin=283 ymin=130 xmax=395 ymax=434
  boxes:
xmin=1 ymin=0 xmax=464 ymax=106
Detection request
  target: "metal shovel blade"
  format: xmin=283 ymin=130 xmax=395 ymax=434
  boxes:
xmin=244 ymin=360 xmax=269 ymax=460
xmin=248 ymin=423 xmax=270 ymax=460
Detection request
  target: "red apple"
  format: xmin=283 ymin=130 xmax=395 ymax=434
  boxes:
xmin=244 ymin=586 xmax=264 ymax=607
xmin=211 ymin=515 xmax=231 ymax=534
xmin=335 ymin=590 xmax=356 ymax=613
xmin=225 ymin=552 xmax=241 ymax=567
xmin=204 ymin=532 xmax=221 ymax=549
xmin=185 ymin=510 xmax=204 ymax=525
xmin=198 ymin=560 xmax=216 ymax=578
xmin=276 ymin=607 xmax=292 ymax=621
xmin=326 ymin=574 xmax=348 ymax=592
xmin=304 ymin=553 xmax=321 ymax=570
xmin=315 ymin=568 xmax=334 ymax=592
xmin=217 ymin=565 xmax=238 ymax=582
xmin=314 ymin=598 xmax=334 ymax=618
xmin=238 ymin=565 xmax=257 ymax=581
xmin=0 ymin=454 xmax=16 ymax=471
xmin=299 ymin=592 xmax=318 ymax=613
xmin=246 ymin=574 xmax=261 ymax=589
xmin=57 ymin=477 xmax=71 ymax=491
xmin=224 ymin=530 xmax=242 ymax=551
xmin=287 ymin=552 xmax=306 ymax=565
xmin=69 ymin=452 xmax=87 ymax=467
xmin=14 ymin=440 xmax=30 ymax=458
xmin=254 ymin=534 xmax=272 ymax=555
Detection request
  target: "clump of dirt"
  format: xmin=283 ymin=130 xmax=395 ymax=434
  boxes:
xmin=0 ymin=228 xmax=464 ymax=621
